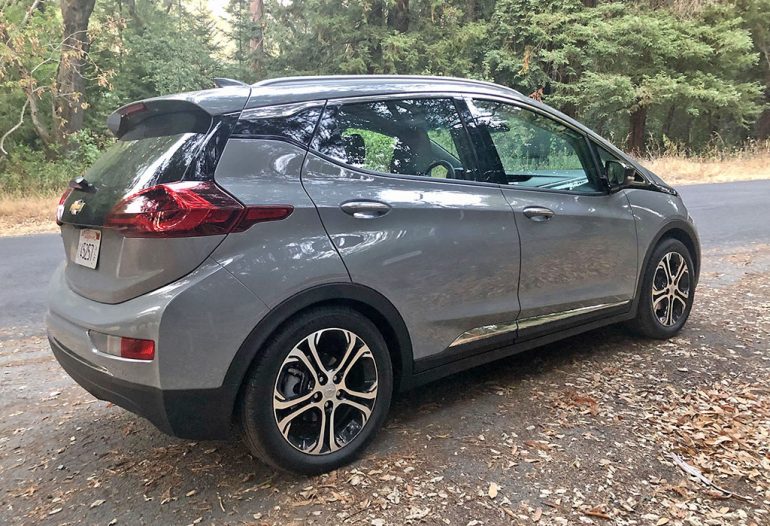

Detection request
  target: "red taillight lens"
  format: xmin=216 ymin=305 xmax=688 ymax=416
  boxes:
xmin=120 ymin=101 xmax=147 ymax=117
xmin=105 ymin=181 xmax=242 ymax=238
xmin=120 ymin=337 xmax=155 ymax=360
xmin=233 ymin=205 xmax=294 ymax=232
xmin=56 ymin=188 xmax=73 ymax=225
xmin=104 ymin=181 xmax=293 ymax=238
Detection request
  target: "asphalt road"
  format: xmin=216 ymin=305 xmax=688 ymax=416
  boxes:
xmin=0 ymin=180 xmax=767 ymax=331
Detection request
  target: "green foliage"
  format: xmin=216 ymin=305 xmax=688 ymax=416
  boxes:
xmin=1 ymin=0 xmax=769 ymax=196
xmin=0 ymin=130 xmax=112 ymax=195
xmin=88 ymin=0 xmax=226 ymax=111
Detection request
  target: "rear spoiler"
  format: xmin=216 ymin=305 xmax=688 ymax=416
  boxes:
xmin=107 ymin=87 xmax=251 ymax=139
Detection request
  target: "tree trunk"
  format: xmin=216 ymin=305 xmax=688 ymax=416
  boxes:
xmin=249 ymin=0 xmax=264 ymax=75
xmin=55 ymin=0 xmax=96 ymax=143
xmin=465 ymin=0 xmax=475 ymax=22
xmin=662 ymin=104 xmax=675 ymax=138
xmin=366 ymin=1 xmax=385 ymax=73
xmin=388 ymin=0 xmax=409 ymax=32
xmin=628 ymin=105 xmax=648 ymax=155
xmin=758 ymin=65 xmax=770 ymax=140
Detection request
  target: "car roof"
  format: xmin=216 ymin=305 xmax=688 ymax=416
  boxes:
xmin=245 ymin=75 xmax=527 ymax=109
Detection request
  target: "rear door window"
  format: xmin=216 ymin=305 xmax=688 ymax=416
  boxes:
xmin=311 ymin=98 xmax=478 ymax=181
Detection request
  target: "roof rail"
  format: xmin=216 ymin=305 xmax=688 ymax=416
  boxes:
xmin=213 ymin=77 xmax=248 ymax=88
xmin=253 ymin=75 xmax=517 ymax=93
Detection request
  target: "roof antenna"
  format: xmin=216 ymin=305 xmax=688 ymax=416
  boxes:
xmin=213 ymin=78 xmax=247 ymax=88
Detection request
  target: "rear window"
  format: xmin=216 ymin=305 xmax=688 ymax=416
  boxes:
xmin=87 ymin=133 xmax=208 ymax=193
xmin=59 ymin=112 xmax=236 ymax=227
xmin=58 ymin=132 xmax=213 ymax=226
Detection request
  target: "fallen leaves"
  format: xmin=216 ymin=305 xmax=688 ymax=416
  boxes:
xmin=487 ymin=482 xmax=498 ymax=499
xmin=2 ymin=248 xmax=769 ymax=526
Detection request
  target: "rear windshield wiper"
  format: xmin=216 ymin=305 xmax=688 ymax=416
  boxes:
xmin=68 ymin=176 xmax=97 ymax=193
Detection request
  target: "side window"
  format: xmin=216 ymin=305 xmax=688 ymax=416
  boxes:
xmin=312 ymin=98 xmax=475 ymax=181
xmin=595 ymin=143 xmax=625 ymax=167
xmin=232 ymin=103 xmax=323 ymax=146
xmin=472 ymin=100 xmax=602 ymax=192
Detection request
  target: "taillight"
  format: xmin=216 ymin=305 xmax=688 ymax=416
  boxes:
xmin=104 ymin=181 xmax=292 ymax=238
xmin=232 ymin=205 xmax=295 ymax=232
xmin=56 ymin=188 xmax=73 ymax=225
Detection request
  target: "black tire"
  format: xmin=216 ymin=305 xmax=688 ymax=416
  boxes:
xmin=239 ymin=306 xmax=393 ymax=475
xmin=627 ymin=238 xmax=695 ymax=339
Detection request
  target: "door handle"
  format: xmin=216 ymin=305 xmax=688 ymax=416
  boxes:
xmin=523 ymin=206 xmax=554 ymax=222
xmin=340 ymin=200 xmax=391 ymax=219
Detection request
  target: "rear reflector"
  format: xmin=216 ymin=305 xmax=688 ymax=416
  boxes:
xmin=120 ymin=337 xmax=155 ymax=360
xmin=92 ymin=332 xmax=156 ymax=361
xmin=104 ymin=181 xmax=292 ymax=238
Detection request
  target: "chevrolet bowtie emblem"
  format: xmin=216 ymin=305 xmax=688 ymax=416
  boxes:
xmin=69 ymin=199 xmax=86 ymax=215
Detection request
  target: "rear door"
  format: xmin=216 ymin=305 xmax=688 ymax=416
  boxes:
xmin=301 ymin=96 xmax=522 ymax=365
xmin=467 ymin=97 xmax=638 ymax=338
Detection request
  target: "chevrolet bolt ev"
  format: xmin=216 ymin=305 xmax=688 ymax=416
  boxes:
xmin=48 ymin=75 xmax=699 ymax=474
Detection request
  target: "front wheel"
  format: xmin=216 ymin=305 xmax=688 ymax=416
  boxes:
xmin=627 ymin=238 xmax=695 ymax=339
xmin=239 ymin=307 xmax=393 ymax=474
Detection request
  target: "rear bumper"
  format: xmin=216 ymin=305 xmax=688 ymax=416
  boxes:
xmin=50 ymin=336 xmax=233 ymax=439
xmin=46 ymin=257 xmax=270 ymax=440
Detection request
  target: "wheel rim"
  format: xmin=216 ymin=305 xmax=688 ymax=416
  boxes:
xmin=273 ymin=328 xmax=378 ymax=455
xmin=651 ymin=251 xmax=691 ymax=327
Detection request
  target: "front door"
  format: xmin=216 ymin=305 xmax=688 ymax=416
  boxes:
xmin=301 ymin=96 xmax=522 ymax=363
xmin=468 ymin=98 xmax=638 ymax=338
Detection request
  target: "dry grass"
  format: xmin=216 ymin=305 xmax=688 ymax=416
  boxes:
xmin=641 ymin=140 xmax=770 ymax=186
xmin=0 ymin=194 xmax=58 ymax=237
xmin=643 ymin=154 xmax=770 ymax=186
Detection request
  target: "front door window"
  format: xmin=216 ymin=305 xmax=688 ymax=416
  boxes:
xmin=472 ymin=100 xmax=603 ymax=193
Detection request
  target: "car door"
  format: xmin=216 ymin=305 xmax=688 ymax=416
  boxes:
xmin=301 ymin=95 xmax=522 ymax=365
xmin=467 ymin=97 xmax=638 ymax=339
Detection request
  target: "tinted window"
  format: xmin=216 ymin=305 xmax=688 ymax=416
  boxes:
xmin=473 ymin=100 xmax=602 ymax=192
xmin=88 ymin=133 xmax=207 ymax=190
xmin=312 ymin=98 xmax=475 ymax=180
xmin=233 ymin=103 xmax=323 ymax=146
xmin=596 ymin=144 xmax=622 ymax=165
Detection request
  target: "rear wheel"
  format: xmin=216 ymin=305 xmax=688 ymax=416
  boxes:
xmin=628 ymin=238 xmax=695 ymax=339
xmin=239 ymin=307 xmax=393 ymax=474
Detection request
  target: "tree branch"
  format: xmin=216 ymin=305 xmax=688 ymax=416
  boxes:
xmin=25 ymin=88 xmax=52 ymax=145
xmin=0 ymin=98 xmax=29 ymax=156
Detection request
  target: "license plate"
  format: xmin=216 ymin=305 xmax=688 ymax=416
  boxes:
xmin=74 ymin=229 xmax=101 ymax=269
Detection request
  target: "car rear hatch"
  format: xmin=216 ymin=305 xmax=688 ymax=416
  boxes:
xmin=57 ymin=88 xmax=250 ymax=304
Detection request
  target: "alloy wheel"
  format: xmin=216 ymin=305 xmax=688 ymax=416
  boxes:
xmin=651 ymin=251 xmax=690 ymax=327
xmin=273 ymin=328 xmax=378 ymax=455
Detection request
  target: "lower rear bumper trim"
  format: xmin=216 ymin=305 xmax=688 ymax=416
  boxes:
xmin=49 ymin=337 xmax=233 ymax=440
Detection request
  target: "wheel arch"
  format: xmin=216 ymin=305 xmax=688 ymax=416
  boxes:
xmin=223 ymin=283 xmax=414 ymax=424
xmin=633 ymin=220 xmax=701 ymax=313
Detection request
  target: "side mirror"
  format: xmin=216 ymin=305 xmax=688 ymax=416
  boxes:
xmin=604 ymin=159 xmax=636 ymax=188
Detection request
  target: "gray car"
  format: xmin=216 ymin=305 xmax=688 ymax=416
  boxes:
xmin=47 ymin=75 xmax=699 ymax=474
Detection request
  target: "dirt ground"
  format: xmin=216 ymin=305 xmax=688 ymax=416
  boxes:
xmin=1 ymin=244 xmax=769 ymax=526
